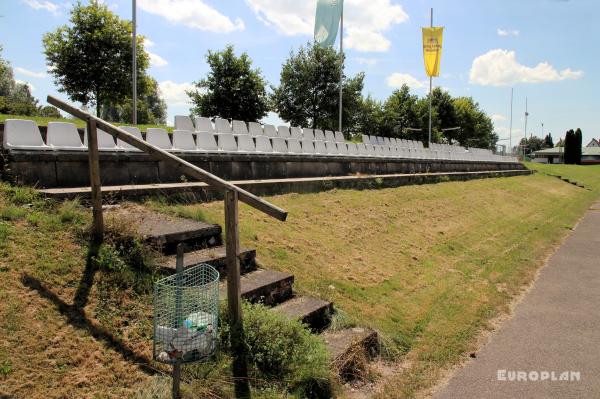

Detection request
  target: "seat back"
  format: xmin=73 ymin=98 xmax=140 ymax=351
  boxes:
xmin=314 ymin=129 xmax=325 ymax=141
xmin=248 ymin=122 xmax=263 ymax=136
xmin=325 ymin=141 xmax=338 ymax=154
xmin=3 ymin=119 xmax=46 ymax=149
xmin=172 ymin=130 xmax=197 ymax=151
xmin=217 ymin=133 xmax=237 ymax=152
xmin=314 ymin=140 xmax=327 ymax=154
xmin=302 ymin=128 xmax=315 ymax=140
xmin=232 ymin=120 xmax=249 ymax=135
xmin=290 ymin=127 xmax=302 ymax=139
xmin=215 ymin=118 xmax=232 ymax=134
xmin=47 ymin=122 xmax=83 ymax=149
xmin=301 ymin=139 xmax=315 ymax=154
xmin=255 ymin=135 xmax=273 ymax=152
xmin=287 ymin=138 xmax=302 ymax=153
xmin=237 ymin=135 xmax=256 ymax=152
xmin=347 ymin=143 xmax=358 ymax=155
xmin=118 ymin=126 xmax=143 ymax=151
xmin=175 ymin=115 xmax=194 ymax=131
xmin=194 ymin=116 xmax=214 ymax=133
xmin=324 ymin=130 xmax=336 ymax=142
xmin=272 ymin=137 xmax=288 ymax=153
xmin=263 ymin=124 xmax=278 ymax=137
xmin=196 ymin=132 xmax=218 ymax=151
xmin=334 ymin=131 xmax=344 ymax=143
xmin=277 ymin=126 xmax=291 ymax=138
xmin=84 ymin=128 xmax=119 ymax=150
xmin=146 ymin=128 xmax=172 ymax=150
xmin=336 ymin=142 xmax=348 ymax=155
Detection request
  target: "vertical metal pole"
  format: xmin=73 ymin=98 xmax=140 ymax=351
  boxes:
xmin=86 ymin=119 xmax=104 ymax=243
xmin=524 ymin=97 xmax=528 ymax=157
xmin=132 ymin=0 xmax=137 ymax=125
xmin=428 ymin=8 xmax=433 ymax=146
xmin=338 ymin=3 xmax=344 ymax=134
xmin=172 ymin=243 xmax=184 ymax=399
xmin=225 ymin=190 xmax=250 ymax=398
xmin=509 ymin=87 xmax=513 ymax=154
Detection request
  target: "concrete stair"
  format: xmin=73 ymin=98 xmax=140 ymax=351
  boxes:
xmin=272 ymin=295 xmax=333 ymax=332
xmin=157 ymin=246 xmax=257 ymax=277
xmin=221 ymin=269 xmax=294 ymax=307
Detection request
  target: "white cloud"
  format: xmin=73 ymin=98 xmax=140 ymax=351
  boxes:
xmin=148 ymin=52 xmax=168 ymax=67
xmin=497 ymin=29 xmax=519 ymax=37
xmin=22 ymin=0 xmax=60 ymax=15
xmin=244 ymin=0 xmax=408 ymax=52
xmin=15 ymin=80 xmax=35 ymax=91
xmin=469 ymin=49 xmax=584 ymax=86
xmin=144 ymin=38 xmax=155 ymax=48
xmin=14 ymin=67 xmax=47 ymax=79
xmin=491 ymin=114 xmax=507 ymax=122
xmin=386 ymin=73 xmax=426 ymax=89
xmin=159 ymin=80 xmax=193 ymax=105
xmin=138 ymin=0 xmax=244 ymax=33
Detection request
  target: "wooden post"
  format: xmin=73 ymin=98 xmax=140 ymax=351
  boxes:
xmin=86 ymin=118 xmax=104 ymax=243
xmin=224 ymin=190 xmax=250 ymax=398
xmin=172 ymin=244 xmax=184 ymax=399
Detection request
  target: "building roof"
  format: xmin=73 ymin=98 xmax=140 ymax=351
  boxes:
xmin=534 ymin=146 xmax=600 ymax=156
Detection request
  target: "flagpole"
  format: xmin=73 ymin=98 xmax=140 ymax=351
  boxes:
xmin=132 ymin=0 xmax=137 ymax=125
xmin=338 ymin=2 xmax=344 ymax=134
xmin=428 ymin=7 xmax=433 ymax=146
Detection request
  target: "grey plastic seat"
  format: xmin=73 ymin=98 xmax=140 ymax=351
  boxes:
xmin=384 ymin=137 xmax=391 ymax=146
xmin=118 ymin=126 xmax=143 ymax=151
xmin=336 ymin=142 xmax=348 ymax=155
xmin=334 ymin=131 xmax=344 ymax=143
xmin=196 ymin=132 xmax=219 ymax=152
xmin=369 ymin=136 xmax=378 ymax=146
xmin=287 ymin=138 xmax=302 ymax=154
xmin=314 ymin=129 xmax=325 ymax=141
xmin=217 ymin=133 xmax=237 ymax=152
xmin=175 ymin=115 xmax=194 ymax=131
xmin=263 ymin=124 xmax=277 ymax=137
xmin=314 ymin=140 xmax=327 ymax=154
xmin=272 ymin=137 xmax=288 ymax=153
xmin=236 ymin=135 xmax=255 ymax=152
xmin=146 ymin=128 xmax=172 ymax=150
xmin=248 ymin=122 xmax=263 ymax=136
xmin=362 ymin=134 xmax=370 ymax=144
xmin=255 ymin=135 xmax=273 ymax=152
xmin=356 ymin=143 xmax=368 ymax=156
xmin=376 ymin=136 xmax=385 ymax=145
xmin=232 ymin=120 xmax=249 ymax=136
xmin=194 ymin=116 xmax=214 ymax=133
xmin=215 ymin=118 xmax=232 ymax=134
xmin=277 ymin=126 xmax=291 ymax=138
xmin=290 ymin=127 xmax=302 ymax=139
xmin=47 ymin=122 xmax=85 ymax=151
xmin=347 ymin=143 xmax=358 ymax=156
xmin=84 ymin=128 xmax=121 ymax=151
xmin=324 ymin=130 xmax=336 ymax=142
xmin=300 ymin=139 xmax=315 ymax=154
xmin=373 ymin=145 xmax=384 ymax=157
xmin=172 ymin=130 xmax=198 ymax=152
xmin=302 ymin=128 xmax=315 ymax=140
xmin=366 ymin=144 xmax=376 ymax=156
xmin=3 ymin=119 xmax=48 ymax=150
xmin=325 ymin=141 xmax=338 ymax=155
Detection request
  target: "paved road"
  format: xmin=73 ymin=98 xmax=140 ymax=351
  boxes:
xmin=434 ymin=199 xmax=600 ymax=399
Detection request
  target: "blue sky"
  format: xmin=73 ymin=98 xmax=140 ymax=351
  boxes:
xmin=1 ymin=0 xmax=597 ymax=145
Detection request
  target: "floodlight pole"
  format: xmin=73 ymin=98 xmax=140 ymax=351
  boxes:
xmin=509 ymin=87 xmax=513 ymax=154
xmin=428 ymin=8 xmax=433 ymax=147
xmin=338 ymin=2 xmax=344 ymax=134
xmin=132 ymin=0 xmax=137 ymax=125
xmin=524 ymin=97 xmax=529 ymax=157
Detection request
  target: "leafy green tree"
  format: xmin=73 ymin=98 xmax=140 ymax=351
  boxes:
xmin=380 ymin=84 xmax=420 ymax=138
xmin=452 ymin=97 xmax=497 ymax=149
xmin=43 ymin=0 xmax=149 ymax=116
xmin=0 ymin=45 xmax=39 ymax=116
xmin=575 ymin=128 xmax=583 ymax=164
xmin=355 ymin=95 xmax=384 ymax=137
xmin=521 ymin=136 xmax=544 ymax=154
xmin=101 ymin=75 xmax=166 ymax=124
xmin=0 ymin=45 xmax=15 ymax=98
xmin=544 ymin=133 xmax=554 ymax=148
xmin=271 ymin=43 xmax=364 ymax=133
xmin=564 ymin=129 xmax=575 ymax=164
xmin=431 ymin=87 xmax=458 ymax=142
xmin=188 ymin=45 xmax=268 ymax=122
xmin=38 ymin=105 xmax=62 ymax=118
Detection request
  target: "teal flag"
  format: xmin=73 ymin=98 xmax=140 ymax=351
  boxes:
xmin=314 ymin=0 xmax=343 ymax=48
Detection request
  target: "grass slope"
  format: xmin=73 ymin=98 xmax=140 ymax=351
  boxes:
xmin=151 ymin=164 xmax=600 ymax=398
xmin=0 ymin=113 xmax=173 ymax=132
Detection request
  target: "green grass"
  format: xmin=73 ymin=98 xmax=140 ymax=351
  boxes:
xmin=149 ymin=164 xmax=600 ymax=398
xmin=0 ymin=113 xmax=173 ymax=132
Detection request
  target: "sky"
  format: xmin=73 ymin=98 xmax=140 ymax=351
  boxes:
xmin=0 ymin=0 xmax=598 ymax=146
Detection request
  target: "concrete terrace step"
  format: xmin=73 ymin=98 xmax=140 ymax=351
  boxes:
xmin=323 ymin=327 xmax=379 ymax=379
xmin=220 ymin=269 xmax=294 ymax=306
xmin=105 ymin=205 xmax=221 ymax=254
xmin=271 ymin=296 xmax=334 ymax=332
xmin=157 ymin=246 xmax=256 ymax=277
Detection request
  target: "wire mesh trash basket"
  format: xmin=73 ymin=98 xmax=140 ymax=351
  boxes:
xmin=153 ymin=263 xmax=220 ymax=364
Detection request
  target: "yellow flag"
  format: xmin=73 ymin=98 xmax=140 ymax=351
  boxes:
xmin=422 ymin=27 xmax=444 ymax=77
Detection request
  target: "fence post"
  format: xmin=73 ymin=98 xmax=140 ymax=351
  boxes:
xmin=224 ymin=189 xmax=250 ymax=398
xmin=86 ymin=118 xmax=104 ymax=243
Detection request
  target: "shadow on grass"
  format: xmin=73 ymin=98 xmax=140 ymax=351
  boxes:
xmin=20 ymin=241 xmax=157 ymax=375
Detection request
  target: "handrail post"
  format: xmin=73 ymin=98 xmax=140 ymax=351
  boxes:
xmin=225 ymin=189 xmax=250 ymax=398
xmin=86 ymin=118 xmax=104 ymax=243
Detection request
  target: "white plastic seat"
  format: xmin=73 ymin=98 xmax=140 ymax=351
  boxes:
xmin=277 ymin=126 xmax=291 ymax=138
xmin=214 ymin=118 xmax=232 ymax=134
xmin=314 ymin=140 xmax=327 ymax=154
xmin=301 ymin=139 xmax=315 ymax=154
xmin=196 ymin=132 xmax=219 ymax=152
xmin=325 ymin=141 xmax=338 ymax=155
xmin=302 ymin=128 xmax=315 ymax=140
xmin=369 ymin=136 xmax=378 ymax=146
xmin=384 ymin=137 xmax=391 ymax=146
xmin=84 ymin=128 xmax=120 ymax=151
xmin=172 ymin=130 xmax=198 ymax=152
xmin=362 ymin=134 xmax=370 ymax=144
xmin=175 ymin=115 xmax=194 ymax=131
xmin=217 ymin=133 xmax=237 ymax=152
xmin=381 ymin=146 xmax=392 ymax=157
xmin=334 ymin=131 xmax=344 ymax=143
xmin=47 ymin=122 xmax=84 ymax=151
xmin=373 ymin=145 xmax=384 ymax=157
xmin=232 ymin=120 xmax=249 ymax=135
xmin=194 ymin=116 xmax=214 ymax=133
xmin=255 ymin=135 xmax=273 ymax=152
xmin=324 ymin=130 xmax=336 ymax=142
xmin=336 ymin=142 xmax=348 ymax=155
xmin=366 ymin=144 xmax=376 ymax=156
xmin=248 ymin=122 xmax=263 ymax=136
xmin=272 ymin=137 xmax=288 ymax=153
xmin=314 ymin=129 xmax=325 ymax=141
xmin=287 ymin=138 xmax=302 ymax=154
xmin=146 ymin=128 xmax=172 ymax=150
xmin=290 ymin=127 xmax=302 ymax=139
xmin=376 ymin=136 xmax=385 ymax=145
xmin=263 ymin=124 xmax=277 ymax=137
xmin=236 ymin=135 xmax=255 ymax=152
xmin=3 ymin=119 xmax=48 ymax=150
xmin=347 ymin=143 xmax=358 ymax=156
xmin=118 ymin=126 xmax=143 ymax=151
xmin=356 ymin=143 xmax=368 ymax=156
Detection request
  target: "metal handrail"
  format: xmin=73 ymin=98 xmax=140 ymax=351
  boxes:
xmin=47 ymin=95 xmax=287 ymax=221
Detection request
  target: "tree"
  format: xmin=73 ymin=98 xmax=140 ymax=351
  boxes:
xmin=564 ymin=129 xmax=576 ymax=164
xmin=521 ymin=136 xmax=544 ymax=154
xmin=431 ymin=87 xmax=458 ymax=142
xmin=43 ymin=1 xmax=149 ymax=116
xmin=575 ymin=128 xmax=583 ymax=164
xmin=101 ymin=75 xmax=167 ymax=124
xmin=355 ymin=95 xmax=384 ymax=137
xmin=544 ymin=133 xmax=554 ymax=148
xmin=380 ymin=84 xmax=420 ymax=138
xmin=452 ymin=97 xmax=497 ymax=149
xmin=0 ymin=45 xmax=39 ymax=116
xmin=38 ymin=105 xmax=62 ymax=118
xmin=188 ymin=45 xmax=268 ymax=122
xmin=271 ymin=43 xmax=364 ymax=133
